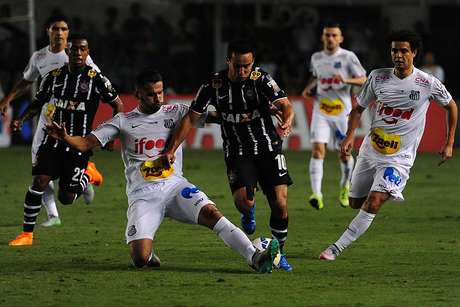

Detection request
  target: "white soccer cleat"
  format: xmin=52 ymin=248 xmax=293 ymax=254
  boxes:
xmin=319 ymin=245 xmax=339 ymax=261
xmin=82 ymin=183 xmax=95 ymax=205
xmin=41 ymin=216 xmax=61 ymax=227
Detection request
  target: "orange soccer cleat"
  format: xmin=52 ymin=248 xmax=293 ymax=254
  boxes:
xmin=85 ymin=161 xmax=103 ymax=186
xmin=9 ymin=231 xmax=34 ymax=246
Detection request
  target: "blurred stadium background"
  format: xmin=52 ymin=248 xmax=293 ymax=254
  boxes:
xmin=0 ymin=0 xmax=459 ymax=148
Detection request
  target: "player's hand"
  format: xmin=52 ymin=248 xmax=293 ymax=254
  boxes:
xmin=102 ymin=140 xmax=115 ymax=151
xmin=45 ymin=121 xmax=67 ymax=140
xmin=438 ymin=144 xmax=453 ymax=166
xmin=0 ymin=98 xmax=10 ymax=116
xmin=301 ymin=87 xmax=316 ymax=98
xmin=341 ymin=135 xmax=354 ymax=156
xmin=278 ymin=118 xmax=293 ymax=137
xmin=10 ymin=119 xmax=23 ymax=132
xmin=270 ymin=104 xmax=283 ymax=123
xmin=162 ymin=150 xmax=176 ymax=165
xmin=333 ymin=74 xmax=345 ymax=83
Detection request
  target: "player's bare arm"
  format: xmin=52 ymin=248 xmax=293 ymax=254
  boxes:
xmin=0 ymin=79 xmax=34 ymax=116
xmin=273 ymin=98 xmax=294 ymax=137
xmin=438 ymin=99 xmax=458 ymax=166
xmin=301 ymin=76 xmax=317 ymax=98
xmin=107 ymin=96 xmax=124 ymax=115
xmin=341 ymin=105 xmax=365 ymax=155
xmin=10 ymin=99 xmax=46 ymax=132
xmin=335 ymin=74 xmax=367 ymax=86
xmin=164 ymin=110 xmax=201 ymax=163
xmin=46 ymin=121 xmax=101 ymax=152
xmin=205 ymin=111 xmax=221 ymax=124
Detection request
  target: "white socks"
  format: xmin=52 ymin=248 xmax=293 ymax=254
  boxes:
xmin=42 ymin=181 xmax=59 ymax=218
xmin=340 ymin=157 xmax=354 ymax=187
xmin=334 ymin=209 xmax=376 ymax=253
xmin=309 ymin=157 xmax=324 ymax=196
xmin=213 ymin=217 xmax=256 ymax=265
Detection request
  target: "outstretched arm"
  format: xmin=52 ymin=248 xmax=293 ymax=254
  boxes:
xmin=164 ymin=110 xmax=202 ymax=163
xmin=438 ymin=99 xmax=458 ymax=166
xmin=0 ymin=79 xmax=33 ymax=116
xmin=10 ymin=98 xmax=45 ymax=132
xmin=46 ymin=121 xmax=101 ymax=152
xmin=334 ymin=74 xmax=367 ymax=86
xmin=301 ymin=76 xmax=317 ymax=98
xmin=341 ymin=105 xmax=366 ymax=156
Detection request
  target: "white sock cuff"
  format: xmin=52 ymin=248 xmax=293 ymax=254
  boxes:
xmin=213 ymin=217 xmax=233 ymax=234
xmin=310 ymin=157 xmax=324 ymax=165
xmin=28 ymin=186 xmax=44 ymax=195
xmin=358 ymin=209 xmax=376 ymax=220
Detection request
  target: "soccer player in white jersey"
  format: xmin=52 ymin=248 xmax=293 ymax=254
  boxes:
xmin=46 ymin=69 xmax=280 ymax=273
xmin=0 ymin=16 xmax=103 ymax=227
xmin=302 ymin=22 xmax=367 ymax=209
xmin=319 ymin=30 xmax=458 ymax=260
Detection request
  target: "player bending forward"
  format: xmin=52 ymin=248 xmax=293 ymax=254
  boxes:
xmin=319 ymin=30 xmax=457 ymax=260
xmin=47 ymin=69 xmax=280 ymax=272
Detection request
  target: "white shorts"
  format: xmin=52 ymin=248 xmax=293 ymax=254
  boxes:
xmin=125 ymin=178 xmax=214 ymax=243
xmin=349 ymin=156 xmax=410 ymax=201
xmin=310 ymin=114 xmax=347 ymax=150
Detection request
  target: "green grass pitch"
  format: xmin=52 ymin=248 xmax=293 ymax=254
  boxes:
xmin=1 ymin=147 xmax=459 ymax=306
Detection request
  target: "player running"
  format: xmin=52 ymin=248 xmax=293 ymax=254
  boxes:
xmin=319 ymin=30 xmax=457 ymax=260
xmin=0 ymin=16 xmax=103 ymax=227
xmin=46 ymin=69 xmax=280 ymax=273
xmin=301 ymin=22 xmax=367 ymax=209
xmin=9 ymin=34 xmax=123 ymax=246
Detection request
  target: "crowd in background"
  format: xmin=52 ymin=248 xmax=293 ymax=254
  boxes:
xmin=0 ymin=2 xmax=458 ymax=97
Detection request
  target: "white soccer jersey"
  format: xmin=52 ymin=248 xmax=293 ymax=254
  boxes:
xmin=92 ymin=104 xmax=189 ymax=203
xmin=310 ymin=47 xmax=366 ymax=118
xmin=356 ymin=67 xmax=452 ymax=167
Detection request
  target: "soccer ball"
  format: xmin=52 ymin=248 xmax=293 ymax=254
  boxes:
xmin=252 ymin=236 xmax=281 ymax=268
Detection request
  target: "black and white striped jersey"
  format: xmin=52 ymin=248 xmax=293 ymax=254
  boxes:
xmin=191 ymin=68 xmax=287 ymax=157
xmin=35 ymin=64 xmax=118 ymax=148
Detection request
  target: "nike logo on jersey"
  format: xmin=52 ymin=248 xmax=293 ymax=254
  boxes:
xmin=131 ymin=124 xmax=142 ymax=128
xmin=218 ymin=95 xmax=228 ymax=100
xmin=54 ymin=84 xmax=64 ymax=87
xmin=278 ymin=172 xmax=287 ymax=177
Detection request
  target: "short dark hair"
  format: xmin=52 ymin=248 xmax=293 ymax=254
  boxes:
xmin=136 ymin=69 xmax=163 ymax=87
xmin=387 ymin=30 xmax=422 ymax=52
xmin=69 ymin=33 xmax=88 ymax=42
xmin=323 ymin=21 xmax=342 ymax=29
xmin=45 ymin=15 xmax=69 ymax=29
xmin=227 ymin=40 xmax=255 ymax=58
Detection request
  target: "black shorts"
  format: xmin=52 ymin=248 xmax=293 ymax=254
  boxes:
xmin=225 ymin=149 xmax=293 ymax=197
xmin=32 ymin=144 xmax=91 ymax=193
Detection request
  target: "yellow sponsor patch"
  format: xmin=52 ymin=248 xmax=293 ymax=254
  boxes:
xmin=45 ymin=104 xmax=56 ymax=123
xmin=370 ymin=128 xmax=401 ymax=155
xmin=139 ymin=156 xmax=174 ymax=181
xmin=51 ymin=69 xmax=61 ymax=77
xmin=88 ymin=69 xmax=97 ymax=78
xmin=319 ymin=98 xmax=344 ymax=115
xmin=250 ymin=71 xmax=261 ymax=80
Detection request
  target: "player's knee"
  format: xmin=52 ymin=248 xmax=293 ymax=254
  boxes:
xmin=198 ymin=204 xmax=222 ymax=228
xmin=364 ymin=193 xmax=385 ymax=213
xmin=32 ymin=176 xmax=50 ymax=192
xmin=58 ymin=191 xmax=75 ymax=205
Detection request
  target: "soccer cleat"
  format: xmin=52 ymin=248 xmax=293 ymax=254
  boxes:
xmin=85 ymin=161 xmax=103 ymax=186
xmin=41 ymin=216 xmax=61 ymax=227
xmin=251 ymin=238 xmax=280 ymax=273
xmin=9 ymin=232 xmax=33 ymax=246
xmin=82 ymin=183 xmax=95 ymax=205
xmin=339 ymin=185 xmax=350 ymax=208
xmin=147 ymin=253 xmax=161 ymax=268
xmin=309 ymin=193 xmax=324 ymax=210
xmin=277 ymin=254 xmax=293 ymax=272
xmin=319 ymin=245 xmax=340 ymax=261
xmin=241 ymin=204 xmax=256 ymax=235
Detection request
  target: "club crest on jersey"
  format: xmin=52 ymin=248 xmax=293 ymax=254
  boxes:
xmin=51 ymin=69 xmax=61 ymax=77
xmin=370 ymin=128 xmax=401 ymax=155
xmin=250 ymin=71 xmax=261 ymax=80
xmin=88 ymin=69 xmax=97 ymax=78
xmin=212 ymin=78 xmax=222 ymax=89
xmin=164 ymin=119 xmax=175 ymax=129
xmin=79 ymin=80 xmax=89 ymax=93
xmin=334 ymin=61 xmax=342 ymax=68
xmin=409 ymin=90 xmax=420 ymax=100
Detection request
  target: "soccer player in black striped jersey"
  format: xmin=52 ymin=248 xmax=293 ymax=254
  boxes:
xmin=9 ymin=34 xmax=123 ymax=246
xmin=165 ymin=40 xmax=295 ymax=271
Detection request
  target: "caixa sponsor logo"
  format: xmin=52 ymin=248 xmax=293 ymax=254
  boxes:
xmin=134 ymin=137 xmax=166 ymax=156
xmin=375 ymin=75 xmax=390 ymax=82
